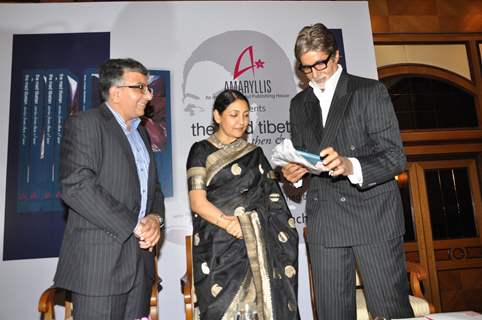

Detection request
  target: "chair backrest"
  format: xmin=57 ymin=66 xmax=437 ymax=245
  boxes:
xmin=39 ymin=253 xmax=161 ymax=320
xmin=38 ymin=288 xmax=73 ymax=320
xmin=355 ymin=269 xmax=362 ymax=287
xmin=151 ymin=253 xmax=161 ymax=320
xmin=303 ymin=228 xmax=319 ymax=319
xmin=303 ymin=227 xmax=435 ymax=318
xmin=180 ymin=235 xmax=194 ymax=320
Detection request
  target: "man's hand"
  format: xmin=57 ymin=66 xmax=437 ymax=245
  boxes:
xmin=281 ymin=162 xmax=308 ymax=183
xmin=320 ymin=147 xmax=353 ymax=177
xmin=134 ymin=214 xmax=161 ymax=251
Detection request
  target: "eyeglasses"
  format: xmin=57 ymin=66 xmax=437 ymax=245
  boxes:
xmin=117 ymin=84 xmax=153 ymax=95
xmin=298 ymin=52 xmax=332 ymax=74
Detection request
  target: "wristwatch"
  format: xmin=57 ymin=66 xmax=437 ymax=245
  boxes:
xmin=152 ymin=214 xmax=165 ymax=230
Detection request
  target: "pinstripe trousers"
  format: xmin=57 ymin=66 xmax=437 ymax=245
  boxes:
xmin=71 ymin=252 xmax=151 ymax=320
xmin=308 ymin=236 xmax=414 ymax=320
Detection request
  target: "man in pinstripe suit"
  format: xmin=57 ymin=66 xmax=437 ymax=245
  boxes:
xmin=282 ymin=24 xmax=414 ymax=319
xmin=54 ymin=58 xmax=165 ymax=319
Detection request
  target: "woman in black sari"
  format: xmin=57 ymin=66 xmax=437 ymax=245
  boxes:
xmin=186 ymin=89 xmax=299 ymax=320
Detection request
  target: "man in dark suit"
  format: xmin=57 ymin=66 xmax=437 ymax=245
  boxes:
xmin=282 ymin=24 xmax=414 ymax=319
xmin=54 ymin=58 xmax=165 ymax=319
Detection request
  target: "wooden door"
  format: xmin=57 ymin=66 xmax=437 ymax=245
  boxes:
xmin=402 ymin=158 xmax=482 ymax=312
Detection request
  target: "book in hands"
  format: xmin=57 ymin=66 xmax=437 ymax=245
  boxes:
xmin=271 ymin=139 xmax=327 ymax=174
xmin=296 ymin=150 xmax=322 ymax=166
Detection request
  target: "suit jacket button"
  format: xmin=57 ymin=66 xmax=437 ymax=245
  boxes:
xmin=350 ymin=145 xmax=355 ymax=151
xmin=340 ymin=197 xmax=346 ymax=202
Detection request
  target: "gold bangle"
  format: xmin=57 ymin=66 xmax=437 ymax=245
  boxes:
xmin=215 ymin=213 xmax=225 ymax=226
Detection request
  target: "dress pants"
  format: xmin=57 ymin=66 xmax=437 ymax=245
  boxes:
xmin=309 ymin=236 xmax=414 ymax=320
xmin=72 ymin=252 xmax=152 ymax=320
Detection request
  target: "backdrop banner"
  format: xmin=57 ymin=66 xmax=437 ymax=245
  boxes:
xmin=4 ymin=32 xmax=110 ymax=260
xmin=0 ymin=1 xmax=376 ymax=318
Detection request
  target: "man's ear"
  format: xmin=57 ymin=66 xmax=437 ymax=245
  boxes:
xmin=109 ymin=86 xmax=120 ymax=103
xmin=333 ymin=50 xmax=340 ymax=64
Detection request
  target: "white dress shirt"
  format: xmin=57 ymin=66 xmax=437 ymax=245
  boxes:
xmin=106 ymin=104 xmax=150 ymax=219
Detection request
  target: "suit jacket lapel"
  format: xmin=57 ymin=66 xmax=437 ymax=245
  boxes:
xmin=138 ymin=124 xmax=158 ymax=207
xmin=138 ymin=124 xmax=151 ymax=151
xmin=138 ymin=124 xmax=157 ymax=181
xmin=303 ymin=88 xmax=324 ymax=145
xmin=100 ymin=103 xmax=140 ymax=190
xmin=320 ymin=73 xmax=352 ymax=149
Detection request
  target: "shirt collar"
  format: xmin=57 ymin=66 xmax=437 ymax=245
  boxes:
xmin=309 ymin=64 xmax=343 ymax=96
xmin=105 ymin=103 xmax=141 ymax=133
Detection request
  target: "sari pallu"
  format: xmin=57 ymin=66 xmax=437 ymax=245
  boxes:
xmin=187 ymin=136 xmax=299 ymax=320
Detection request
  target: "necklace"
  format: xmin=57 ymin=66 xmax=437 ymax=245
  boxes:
xmin=210 ymin=134 xmax=243 ymax=150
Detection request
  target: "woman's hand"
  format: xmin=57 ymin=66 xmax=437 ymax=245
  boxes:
xmin=188 ymin=189 xmax=243 ymax=239
xmin=282 ymin=162 xmax=308 ymax=183
xmin=221 ymin=215 xmax=243 ymax=239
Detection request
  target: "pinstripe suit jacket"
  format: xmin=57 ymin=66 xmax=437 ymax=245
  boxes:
xmin=290 ymin=72 xmax=406 ymax=247
xmin=54 ymin=103 xmax=165 ymax=296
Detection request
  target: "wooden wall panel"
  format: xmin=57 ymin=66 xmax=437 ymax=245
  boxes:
xmin=387 ymin=0 xmax=437 ymax=15
xmin=438 ymin=268 xmax=482 ymax=312
xmin=368 ymin=0 xmax=482 ymax=33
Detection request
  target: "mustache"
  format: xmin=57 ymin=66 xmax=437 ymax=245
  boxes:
xmin=313 ymin=75 xmax=327 ymax=82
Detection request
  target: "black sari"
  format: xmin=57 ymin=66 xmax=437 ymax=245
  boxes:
xmin=186 ymin=135 xmax=299 ymax=320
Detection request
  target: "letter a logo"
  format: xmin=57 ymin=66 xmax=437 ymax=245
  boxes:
xmin=233 ymin=46 xmax=255 ymax=80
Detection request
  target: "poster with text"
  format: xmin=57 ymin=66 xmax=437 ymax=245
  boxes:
xmin=3 ymin=32 xmax=110 ymax=260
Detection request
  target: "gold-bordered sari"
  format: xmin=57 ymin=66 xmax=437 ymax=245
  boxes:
xmin=186 ymin=136 xmax=299 ymax=320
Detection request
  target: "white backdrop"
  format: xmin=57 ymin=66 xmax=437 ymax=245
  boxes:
xmin=0 ymin=1 xmax=377 ymax=319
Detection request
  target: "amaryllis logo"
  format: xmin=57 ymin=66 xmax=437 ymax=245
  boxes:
xmin=182 ymin=30 xmax=296 ymax=116
xmin=226 ymin=45 xmax=271 ymax=94
xmin=233 ymin=45 xmax=265 ymax=80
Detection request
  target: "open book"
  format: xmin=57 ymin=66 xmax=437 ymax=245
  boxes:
xmin=271 ymin=139 xmax=327 ymax=175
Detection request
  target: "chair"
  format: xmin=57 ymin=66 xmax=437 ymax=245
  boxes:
xmin=38 ymin=254 xmax=161 ymax=320
xmin=304 ymin=230 xmax=319 ymax=319
xmin=354 ymin=262 xmax=436 ymax=319
xmin=304 ymin=228 xmax=436 ymax=319
xmin=180 ymin=235 xmax=194 ymax=320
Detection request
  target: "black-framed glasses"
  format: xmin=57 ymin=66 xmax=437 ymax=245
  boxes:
xmin=117 ymin=84 xmax=153 ymax=95
xmin=298 ymin=52 xmax=332 ymax=74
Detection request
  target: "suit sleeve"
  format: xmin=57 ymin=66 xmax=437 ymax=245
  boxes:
xmin=285 ymin=96 xmax=310 ymax=198
xmin=60 ymin=115 xmax=137 ymax=243
xmin=357 ymin=82 xmax=406 ymax=189
xmin=150 ymin=176 xmax=165 ymax=229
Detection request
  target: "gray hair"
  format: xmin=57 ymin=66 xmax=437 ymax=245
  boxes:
xmin=294 ymin=23 xmax=338 ymax=61
xmin=98 ymin=58 xmax=149 ymax=101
